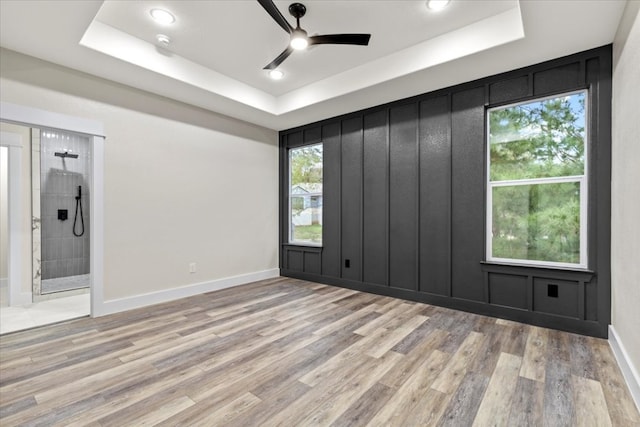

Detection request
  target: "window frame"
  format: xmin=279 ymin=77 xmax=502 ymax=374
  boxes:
xmin=485 ymin=89 xmax=589 ymax=269
xmin=288 ymin=143 xmax=323 ymax=247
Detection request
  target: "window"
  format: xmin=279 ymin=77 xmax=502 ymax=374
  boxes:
xmin=289 ymin=144 xmax=323 ymax=245
xmin=487 ymin=91 xmax=587 ymax=268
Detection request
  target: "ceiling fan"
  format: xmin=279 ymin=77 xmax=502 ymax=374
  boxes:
xmin=257 ymin=0 xmax=371 ymax=70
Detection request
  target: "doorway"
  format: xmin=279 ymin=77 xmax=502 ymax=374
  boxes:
xmin=32 ymin=127 xmax=92 ymax=302
xmin=0 ymin=122 xmax=92 ymax=334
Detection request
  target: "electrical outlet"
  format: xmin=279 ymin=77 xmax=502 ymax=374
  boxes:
xmin=189 ymin=262 xmax=197 ymax=273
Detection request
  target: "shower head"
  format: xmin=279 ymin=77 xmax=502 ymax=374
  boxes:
xmin=54 ymin=151 xmax=79 ymax=159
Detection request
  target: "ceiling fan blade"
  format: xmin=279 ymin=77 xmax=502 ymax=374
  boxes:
xmin=309 ymin=34 xmax=371 ymax=46
xmin=263 ymin=46 xmax=294 ymax=70
xmin=257 ymin=0 xmax=293 ymax=34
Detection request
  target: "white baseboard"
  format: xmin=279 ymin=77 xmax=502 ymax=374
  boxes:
xmin=609 ymin=325 xmax=640 ymax=412
xmin=93 ymin=268 xmax=279 ymax=317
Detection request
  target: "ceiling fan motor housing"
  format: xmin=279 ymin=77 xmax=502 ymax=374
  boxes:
xmin=288 ymin=3 xmax=307 ymax=20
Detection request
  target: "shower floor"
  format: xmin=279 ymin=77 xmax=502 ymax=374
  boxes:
xmin=41 ymin=274 xmax=90 ymax=294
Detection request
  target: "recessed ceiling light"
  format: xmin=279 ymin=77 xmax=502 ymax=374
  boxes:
xmin=426 ymin=0 xmax=450 ymax=11
xmin=269 ymin=70 xmax=284 ymax=80
xmin=150 ymin=8 xmax=175 ymax=24
xmin=156 ymin=34 xmax=171 ymax=46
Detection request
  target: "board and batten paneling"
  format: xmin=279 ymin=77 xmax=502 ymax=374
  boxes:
xmin=418 ymin=95 xmax=451 ymax=296
xmin=389 ymin=103 xmax=419 ymax=291
xmin=341 ymin=117 xmax=363 ymax=281
xmin=279 ymin=45 xmax=612 ymax=338
xmin=450 ymin=87 xmax=485 ymax=302
xmin=321 ymin=123 xmax=341 ymax=278
xmin=362 ymin=110 xmax=389 ymax=286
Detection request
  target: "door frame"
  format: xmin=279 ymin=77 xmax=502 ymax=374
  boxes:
xmin=0 ymin=101 xmax=105 ymax=316
xmin=0 ymin=131 xmax=27 ymax=306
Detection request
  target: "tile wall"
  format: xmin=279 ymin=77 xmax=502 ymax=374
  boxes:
xmin=40 ymin=130 xmax=91 ymax=280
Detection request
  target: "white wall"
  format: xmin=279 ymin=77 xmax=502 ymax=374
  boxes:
xmin=612 ymin=0 xmax=640 ymax=397
xmin=0 ymin=48 xmax=279 ymax=302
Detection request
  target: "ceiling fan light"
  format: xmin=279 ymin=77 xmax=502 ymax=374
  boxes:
xmin=426 ymin=0 xmax=450 ymax=11
xmin=150 ymin=8 xmax=175 ymax=24
xmin=290 ymin=29 xmax=309 ymax=50
xmin=290 ymin=36 xmax=308 ymax=50
xmin=269 ymin=70 xmax=284 ymax=80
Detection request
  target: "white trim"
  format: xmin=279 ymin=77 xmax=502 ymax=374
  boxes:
xmin=490 ymin=175 xmax=583 ymax=187
xmin=487 ymin=88 xmax=588 ymax=112
xmin=0 ymin=102 xmax=104 ymax=137
xmin=1 ymin=133 xmax=24 ymax=306
xmin=288 ymin=143 xmax=323 ymax=246
xmin=609 ymin=325 xmax=640 ymax=412
xmin=90 ymin=136 xmax=104 ymax=318
xmin=93 ymin=269 xmax=280 ymax=317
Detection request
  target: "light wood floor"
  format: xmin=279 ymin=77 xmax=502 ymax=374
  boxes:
xmin=0 ymin=277 xmax=638 ymax=426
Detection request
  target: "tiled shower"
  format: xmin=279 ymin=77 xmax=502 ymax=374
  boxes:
xmin=38 ymin=129 xmax=91 ymax=296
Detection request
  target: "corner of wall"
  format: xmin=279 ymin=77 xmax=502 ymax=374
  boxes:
xmin=609 ymin=325 xmax=640 ymax=412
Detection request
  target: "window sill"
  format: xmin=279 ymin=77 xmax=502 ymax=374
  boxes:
xmin=481 ymin=261 xmax=595 ymax=280
xmin=283 ymin=243 xmax=323 ymax=252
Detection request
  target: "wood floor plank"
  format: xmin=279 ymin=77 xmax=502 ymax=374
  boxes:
xmin=543 ymin=360 xmax=575 ymax=427
xmin=499 ymin=321 xmax=529 ymax=357
xmin=199 ymin=391 xmax=261 ymax=426
xmin=0 ymin=277 xmax=637 ymax=426
xmin=367 ymin=349 xmax=449 ymax=426
xmin=378 ymin=328 xmax=449 ymax=389
xmin=34 ymin=360 xmax=158 ymax=405
xmin=366 ymin=315 xmax=428 ymax=358
xmin=399 ymin=387 xmax=451 ymax=426
xmin=572 ymin=374 xmax=613 ymax=427
xmin=296 ymin=351 xmax=404 ymax=426
xmin=329 ymin=382 xmax=396 ymax=427
xmin=546 ymin=328 xmax=572 ymax=363
xmin=519 ymin=325 xmax=548 ymax=382
xmin=437 ymin=311 xmax=477 ymax=354
xmin=430 ymin=331 xmax=485 ymax=394
xmin=313 ymin=303 xmax=379 ymax=337
xmin=226 ymin=380 xmax=311 ymax=427
xmin=472 ymin=352 xmax=522 ymax=427
xmin=298 ymin=326 xmax=395 ymax=387
xmin=469 ymin=327 xmax=503 ymax=377
xmin=188 ymin=330 xmax=321 ymax=403
xmin=507 ymin=376 xmax=545 ymax=426
xmin=0 ymin=356 xmax=122 ymax=407
xmin=389 ymin=316 xmax=437 ymax=354
xmin=354 ymin=303 xmax=416 ymax=336
xmin=438 ymin=372 xmax=490 ymax=426
xmin=569 ymin=334 xmax=601 ymax=381
xmin=264 ymin=352 xmax=401 ymax=426
xmin=50 ymin=365 xmax=206 ymax=426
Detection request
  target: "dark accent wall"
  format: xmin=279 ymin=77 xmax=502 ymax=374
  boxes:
xmin=279 ymin=46 xmax=612 ymax=338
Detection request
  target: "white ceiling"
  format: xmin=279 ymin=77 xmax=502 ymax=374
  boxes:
xmin=0 ymin=1 xmax=628 ymax=131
